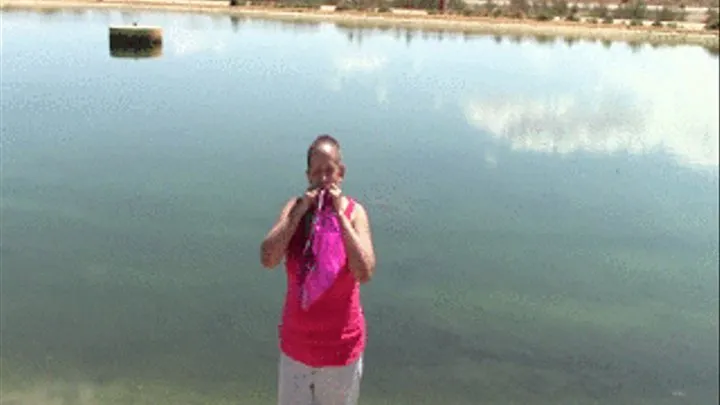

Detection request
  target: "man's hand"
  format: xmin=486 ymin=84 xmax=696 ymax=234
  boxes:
xmin=328 ymin=184 xmax=343 ymax=213
xmin=294 ymin=185 xmax=321 ymax=216
xmin=260 ymin=185 xmax=319 ymax=269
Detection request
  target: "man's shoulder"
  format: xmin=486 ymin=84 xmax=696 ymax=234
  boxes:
xmin=345 ymin=197 xmax=369 ymax=221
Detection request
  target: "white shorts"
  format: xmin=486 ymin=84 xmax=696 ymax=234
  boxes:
xmin=277 ymin=352 xmax=363 ymax=405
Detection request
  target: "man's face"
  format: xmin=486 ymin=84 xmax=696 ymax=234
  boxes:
xmin=306 ymin=143 xmax=344 ymax=189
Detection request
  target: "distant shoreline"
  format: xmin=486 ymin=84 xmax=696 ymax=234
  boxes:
xmin=2 ymin=0 xmax=719 ymax=49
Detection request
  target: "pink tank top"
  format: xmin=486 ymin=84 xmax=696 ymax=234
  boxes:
xmin=279 ymin=198 xmax=366 ymax=367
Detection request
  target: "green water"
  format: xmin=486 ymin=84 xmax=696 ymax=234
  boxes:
xmin=1 ymin=8 xmax=718 ymax=405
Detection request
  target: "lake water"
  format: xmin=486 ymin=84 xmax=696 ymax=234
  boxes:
xmin=1 ymin=8 xmax=718 ymax=405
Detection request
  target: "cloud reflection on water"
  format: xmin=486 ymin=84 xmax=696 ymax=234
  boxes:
xmin=328 ymin=54 xmax=389 ymax=103
xmin=327 ymin=28 xmax=719 ymax=169
xmin=165 ymin=19 xmax=227 ymax=56
xmin=463 ymin=46 xmax=719 ymax=168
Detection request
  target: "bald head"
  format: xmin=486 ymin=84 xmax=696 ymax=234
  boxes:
xmin=306 ymin=134 xmax=345 ymax=188
xmin=307 ymin=134 xmax=342 ymax=169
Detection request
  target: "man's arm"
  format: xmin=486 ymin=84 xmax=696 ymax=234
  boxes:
xmin=260 ymin=198 xmax=307 ymax=269
xmin=337 ymin=202 xmax=376 ymax=283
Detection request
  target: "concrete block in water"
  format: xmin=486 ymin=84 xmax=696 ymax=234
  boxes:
xmin=108 ymin=25 xmax=163 ymax=49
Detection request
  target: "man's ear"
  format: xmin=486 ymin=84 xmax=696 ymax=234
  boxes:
xmin=339 ymin=163 xmax=347 ymax=179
